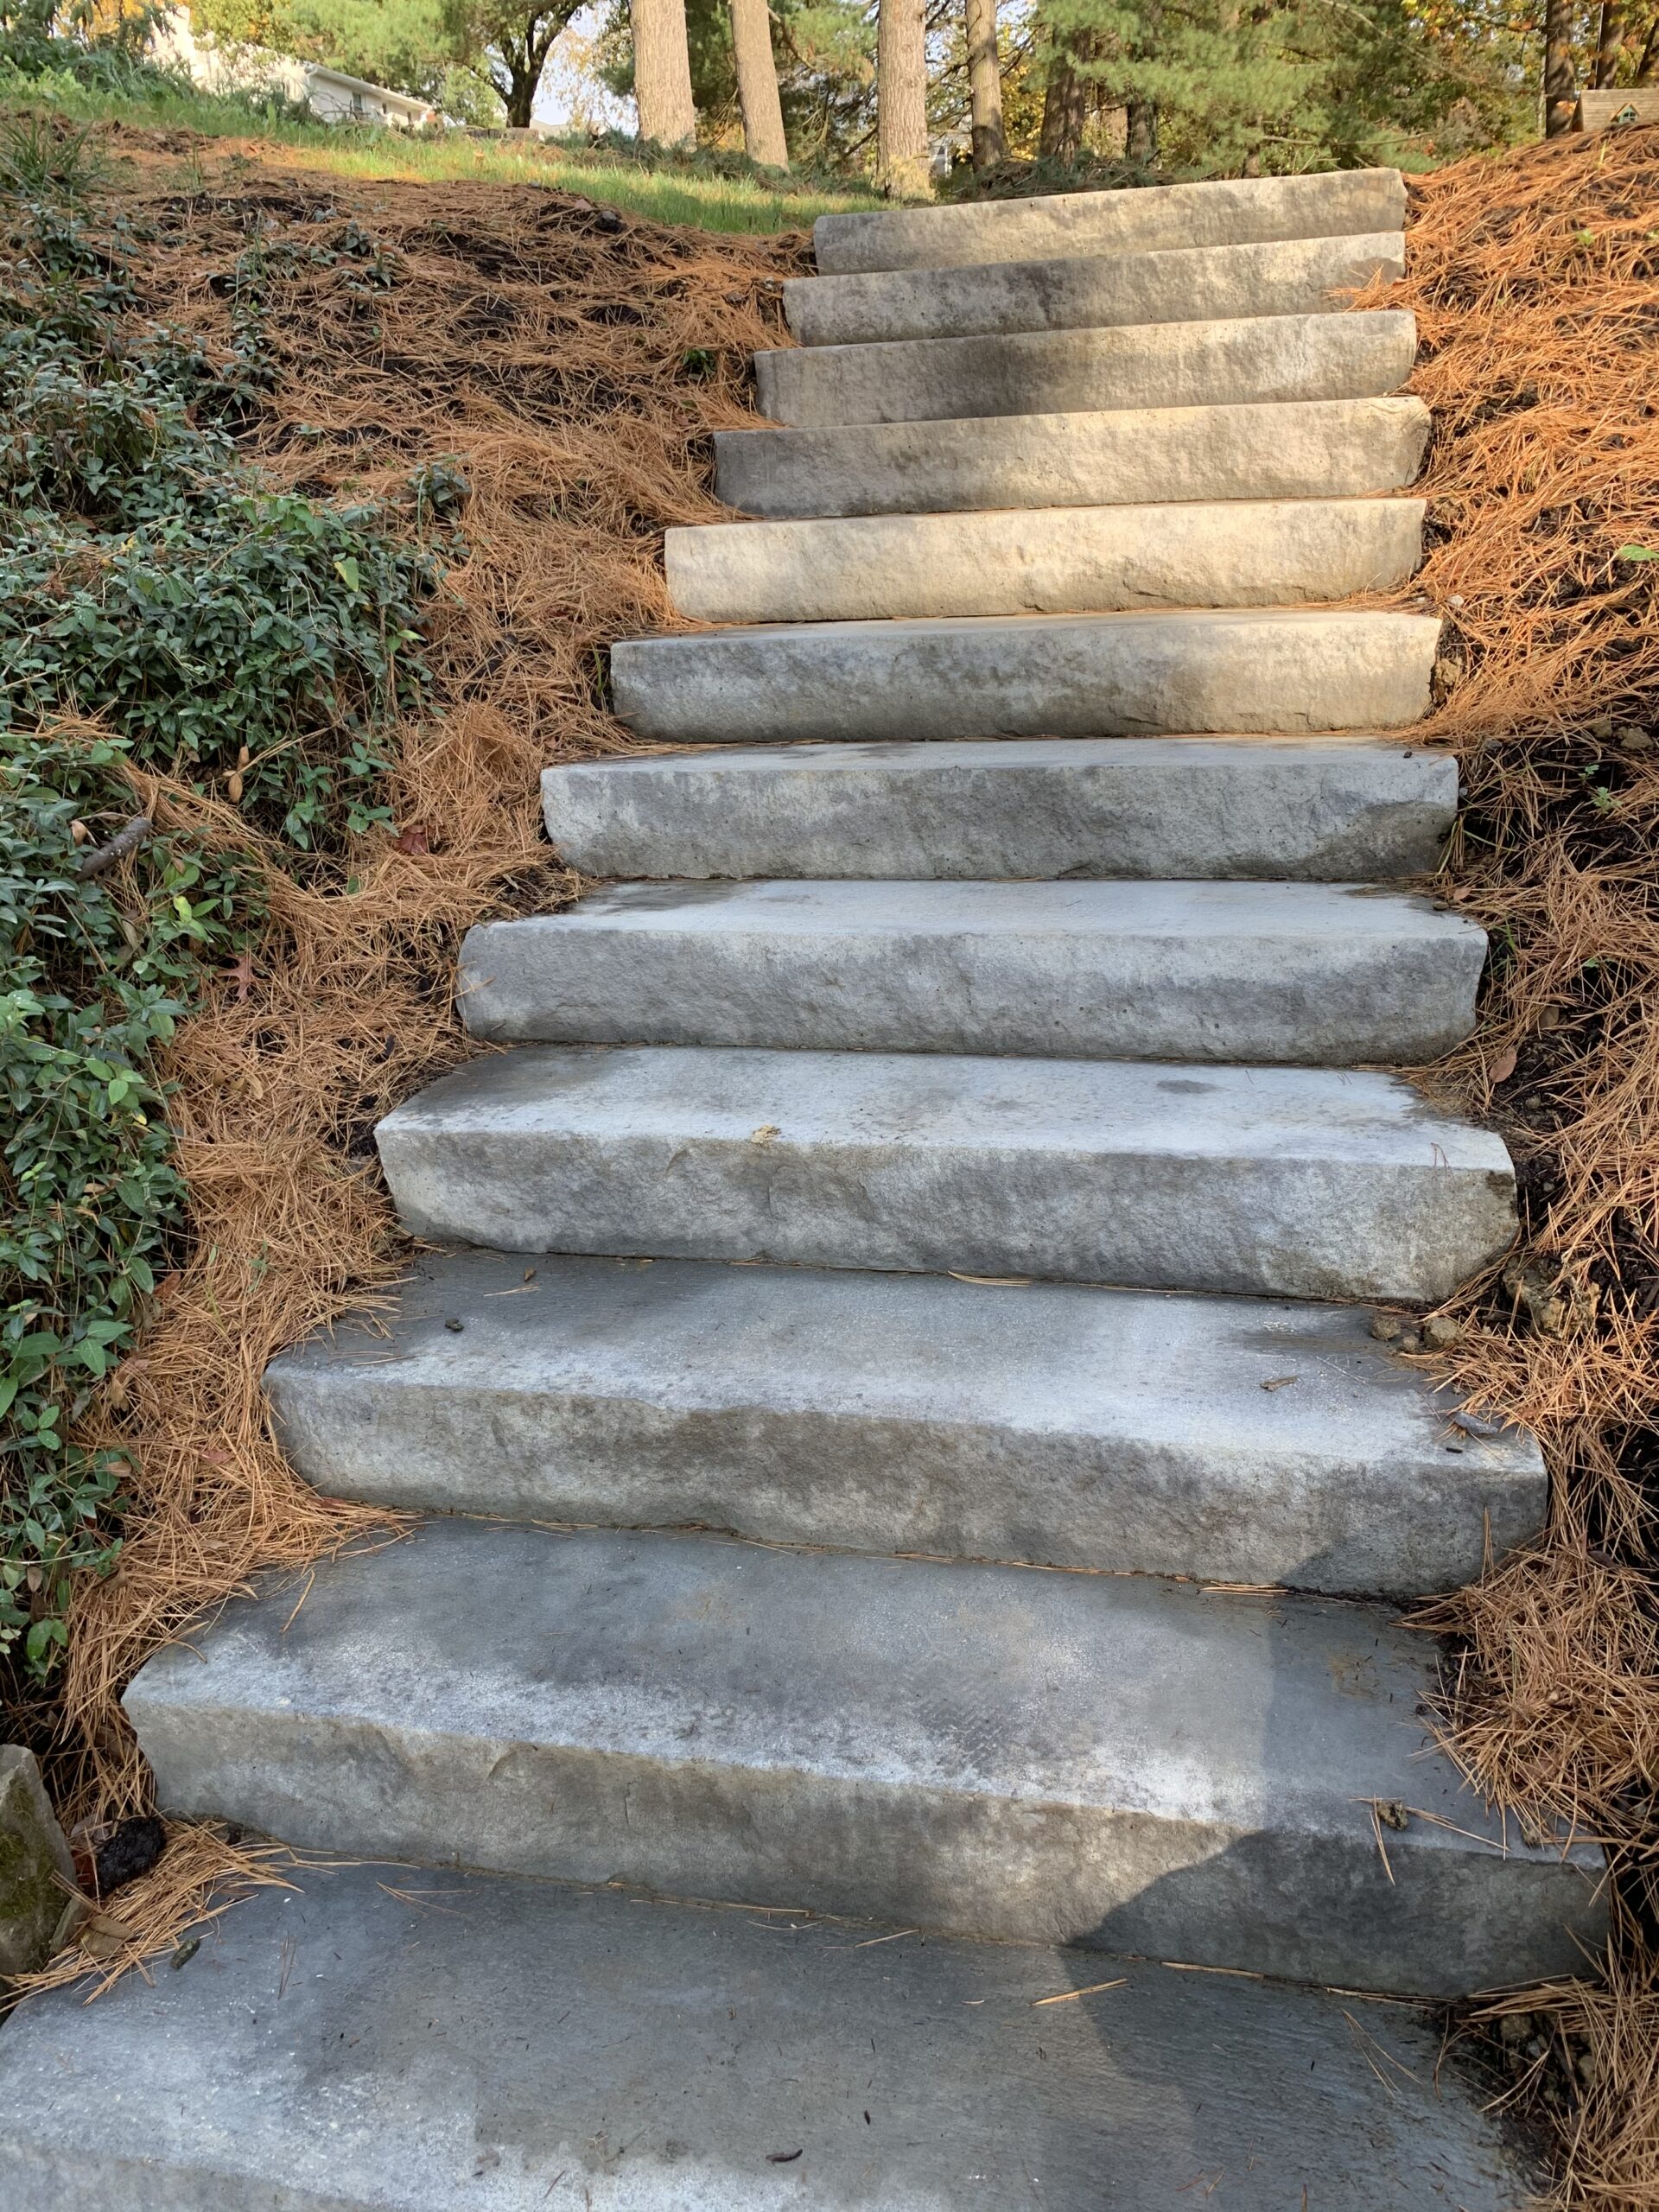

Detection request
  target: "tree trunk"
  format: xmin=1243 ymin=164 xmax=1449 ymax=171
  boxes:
xmin=1039 ymin=31 xmax=1090 ymax=162
xmin=1639 ymin=16 xmax=1659 ymax=79
xmin=1542 ymin=0 xmax=1577 ymax=132
xmin=1593 ymin=0 xmax=1625 ymax=84
xmin=876 ymin=0 xmax=930 ymax=195
xmin=965 ymin=0 xmax=1006 ymax=171
xmin=633 ymin=0 xmax=697 ymax=147
xmin=731 ymin=0 xmax=789 ymax=167
xmin=1126 ymin=96 xmax=1157 ymax=162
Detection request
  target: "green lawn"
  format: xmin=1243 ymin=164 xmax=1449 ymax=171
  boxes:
xmin=0 ymin=66 xmax=887 ymax=232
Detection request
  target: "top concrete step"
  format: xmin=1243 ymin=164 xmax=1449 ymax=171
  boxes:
xmin=785 ymin=231 xmax=1405 ymax=348
xmin=814 ymin=166 xmax=1408 ymax=274
xmin=754 ymin=308 xmax=1418 ymax=429
xmin=124 ymin=1516 xmax=1605 ymax=1993
xmin=0 ymin=1859 xmax=1543 ymax=2211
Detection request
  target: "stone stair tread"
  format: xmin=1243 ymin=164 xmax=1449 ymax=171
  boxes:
xmin=542 ymin=734 xmax=1457 ymax=882
xmin=374 ymin=1043 xmax=1515 ymax=1301
xmin=814 ymin=165 xmax=1408 ymax=274
xmin=786 ymin=230 xmax=1406 ymax=348
xmin=756 ymin=308 xmax=1419 ymax=428
xmin=457 ymin=877 xmax=1484 ymax=1065
xmin=716 ymin=394 xmax=1428 ymax=519
xmin=542 ymin=734 xmax=1454 ymax=880
xmin=609 ymin=607 xmax=1442 ymax=743
xmin=266 ymin=1248 xmax=1546 ymax=1596
xmin=0 ymin=1857 xmax=1540 ymax=2212
xmin=666 ymin=495 xmax=1425 ymax=626
xmin=122 ymin=1518 xmax=1604 ymax=1993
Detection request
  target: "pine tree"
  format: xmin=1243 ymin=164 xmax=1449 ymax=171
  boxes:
xmin=876 ymin=0 xmax=930 ymax=194
xmin=632 ymin=0 xmax=698 ymax=143
xmin=730 ymin=0 xmax=790 ymax=163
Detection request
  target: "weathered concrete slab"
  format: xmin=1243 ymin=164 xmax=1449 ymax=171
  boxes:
xmin=124 ymin=1520 xmax=1605 ymax=1993
xmin=0 ymin=1745 xmax=74 ymax=1980
xmin=667 ymin=496 xmax=1425 ymax=624
xmin=267 ymin=1249 xmax=1547 ymax=1595
xmin=0 ymin=1859 xmax=1541 ymax=2210
xmin=786 ymin=231 xmax=1406 ymax=347
xmin=815 ymin=166 xmax=1408 ymax=274
xmin=754 ymin=308 xmax=1418 ymax=428
xmin=375 ymin=1045 xmax=1516 ymax=1301
xmin=716 ymin=394 xmax=1428 ymax=519
xmin=543 ymin=737 xmax=1456 ymax=882
xmin=609 ymin=607 xmax=1441 ymax=743
xmin=458 ymin=878 xmax=1484 ymax=1065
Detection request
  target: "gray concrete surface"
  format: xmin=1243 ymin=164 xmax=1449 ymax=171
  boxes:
xmin=0 ymin=1860 xmax=1541 ymax=2210
xmin=666 ymin=496 xmax=1426 ymax=624
xmin=754 ymin=308 xmax=1418 ymax=428
xmin=609 ymin=607 xmax=1442 ymax=743
xmin=266 ymin=1249 xmax=1547 ymax=1594
xmin=785 ymin=231 xmax=1407 ymax=346
xmin=124 ymin=1520 xmax=1605 ymax=1993
xmin=541 ymin=736 xmax=1458 ymax=881
xmin=457 ymin=878 xmax=1486 ymax=1065
xmin=815 ymin=166 xmax=1408 ymax=274
xmin=0 ymin=1745 xmax=75 ymax=1979
xmin=715 ymin=394 xmax=1429 ymax=519
xmin=374 ymin=1045 xmax=1516 ymax=1300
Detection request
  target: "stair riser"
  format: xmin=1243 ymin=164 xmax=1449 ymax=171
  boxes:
xmin=754 ymin=309 xmax=1418 ymax=429
xmin=457 ymin=900 xmax=1484 ymax=1065
xmin=124 ymin=1523 xmax=1603 ymax=1996
xmin=786 ymin=232 xmax=1406 ymax=347
xmin=375 ymin=1052 xmax=1516 ymax=1303
xmin=264 ymin=1256 xmax=1547 ymax=1596
xmin=716 ymin=396 xmax=1428 ymax=521
xmin=609 ymin=611 xmax=1441 ymax=744
xmin=814 ymin=167 xmax=1408 ymax=274
xmin=667 ymin=499 xmax=1425 ymax=626
xmin=541 ymin=740 xmax=1457 ymax=882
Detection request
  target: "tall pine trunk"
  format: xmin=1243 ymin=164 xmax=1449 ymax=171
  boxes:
xmin=1126 ymin=97 xmax=1157 ymax=162
xmin=1593 ymin=0 xmax=1625 ymax=85
xmin=1542 ymin=0 xmax=1577 ymax=132
xmin=965 ymin=0 xmax=1006 ymax=171
xmin=1039 ymin=30 xmax=1091 ymax=162
xmin=731 ymin=0 xmax=789 ymax=166
xmin=633 ymin=0 xmax=698 ymax=147
xmin=876 ymin=0 xmax=931 ymax=195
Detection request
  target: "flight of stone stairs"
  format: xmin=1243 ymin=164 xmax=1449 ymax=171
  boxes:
xmin=0 ymin=168 xmax=1605 ymax=2209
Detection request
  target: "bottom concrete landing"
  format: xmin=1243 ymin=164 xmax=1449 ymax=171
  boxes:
xmin=0 ymin=1862 xmax=1537 ymax=2210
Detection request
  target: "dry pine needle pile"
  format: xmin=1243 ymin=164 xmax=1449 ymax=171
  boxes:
xmin=10 ymin=118 xmax=1659 ymax=2204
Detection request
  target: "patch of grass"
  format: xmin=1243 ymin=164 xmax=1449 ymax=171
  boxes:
xmin=0 ymin=71 xmax=884 ymax=232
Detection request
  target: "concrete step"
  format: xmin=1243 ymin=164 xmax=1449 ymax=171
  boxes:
xmin=375 ymin=1045 xmax=1515 ymax=1301
xmin=266 ymin=1249 xmax=1546 ymax=1596
xmin=786 ymin=231 xmax=1405 ymax=348
xmin=123 ymin=1519 xmax=1605 ymax=1993
xmin=716 ymin=394 xmax=1428 ymax=520
xmin=458 ymin=879 xmax=1484 ymax=1065
xmin=755 ymin=308 xmax=1418 ymax=429
xmin=0 ymin=1859 xmax=1542 ymax=2212
xmin=543 ymin=737 xmax=1457 ymax=882
xmin=667 ymin=497 xmax=1425 ymax=625
xmin=609 ymin=608 xmax=1441 ymax=744
xmin=815 ymin=165 xmax=1408 ymax=273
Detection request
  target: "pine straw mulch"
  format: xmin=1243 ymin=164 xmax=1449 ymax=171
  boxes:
xmin=6 ymin=114 xmax=1659 ymax=2203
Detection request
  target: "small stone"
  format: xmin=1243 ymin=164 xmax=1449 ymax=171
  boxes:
xmin=444 ymin=1317 xmax=465 ymax=1333
xmin=1615 ymin=723 xmax=1656 ymax=752
xmin=1577 ymin=2050 xmax=1599 ymax=2086
xmin=0 ymin=1745 xmax=77 ymax=1980
xmin=1369 ymin=1310 xmax=1406 ymax=1341
xmin=93 ymin=1814 xmax=166 ymax=1899
xmin=1422 ymin=1314 xmax=1462 ymax=1349
xmin=1395 ymin=1328 xmax=1422 ymax=1354
xmin=1586 ymin=715 xmax=1615 ymax=740
xmin=1498 ymin=2012 xmax=1531 ymax=2046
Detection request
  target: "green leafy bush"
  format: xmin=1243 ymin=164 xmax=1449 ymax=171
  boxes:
xmin=0 ymin=121 xmax=446 ymax=1675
